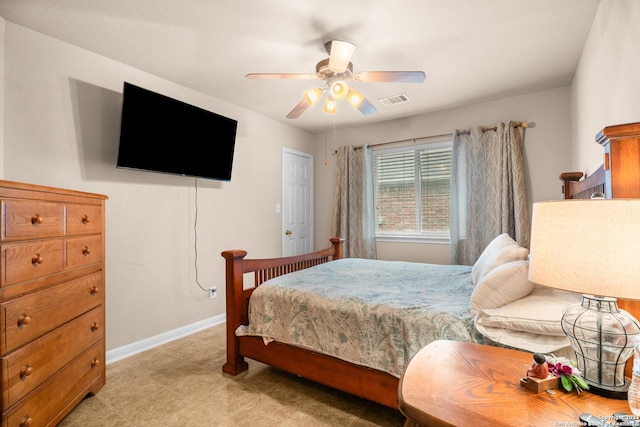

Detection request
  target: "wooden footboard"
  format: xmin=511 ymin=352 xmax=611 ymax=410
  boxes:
xmin=220 ymin=237 xmax=400 ymax=408
xmin=221 ymin=238 xmax=344 ymax=376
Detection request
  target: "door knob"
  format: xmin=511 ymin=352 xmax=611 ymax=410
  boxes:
xmin=285 ymin=229 xmax=292 ymax=236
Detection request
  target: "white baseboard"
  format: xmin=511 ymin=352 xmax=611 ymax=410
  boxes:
xmin=106 ymin=314 xmax=225 ymax=364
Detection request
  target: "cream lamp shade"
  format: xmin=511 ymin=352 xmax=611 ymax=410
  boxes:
xmin=529 ymin=199 xmax=640 ymax=300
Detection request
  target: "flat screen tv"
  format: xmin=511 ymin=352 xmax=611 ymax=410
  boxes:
xmin=117 ymin=82 xmax=237 ymax=181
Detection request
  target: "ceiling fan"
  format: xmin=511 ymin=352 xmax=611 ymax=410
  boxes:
xmin=246 ymin=40 xmax=426 ymax=119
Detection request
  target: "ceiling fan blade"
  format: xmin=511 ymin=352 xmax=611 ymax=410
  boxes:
xmin=327 ymin=40 xmax=356 ymax=73
xmin=356 ymin=96 xmax=377 ymax=116
xmin=286 ymin=99 xmax=311 ymax=119
xmin=353 ymin=71 xmax=426 ymax=83
xmin=246 ymin=73 xmax=317 ymax=80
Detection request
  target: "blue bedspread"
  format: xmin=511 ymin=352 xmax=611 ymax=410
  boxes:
xmin=237 ymin=258 xmax=488 ymax=377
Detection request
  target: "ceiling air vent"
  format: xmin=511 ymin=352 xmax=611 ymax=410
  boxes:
xmin=378 ymin=93 xmax=410 ymax=107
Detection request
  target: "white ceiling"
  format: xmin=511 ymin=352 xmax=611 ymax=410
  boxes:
xmin=0 ymin=0 xmax=600 ymax=134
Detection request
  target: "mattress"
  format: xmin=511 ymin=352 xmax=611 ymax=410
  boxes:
xmin=236 ymin=258 xmax=489 ymax=377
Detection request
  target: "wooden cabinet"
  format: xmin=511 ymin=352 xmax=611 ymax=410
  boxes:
xmin=0 ymin=180 xmax=107 ymax=426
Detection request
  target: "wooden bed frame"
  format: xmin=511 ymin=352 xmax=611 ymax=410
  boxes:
xmin=221 ymin=123 xmax=640 ymax=410
xmin=221 ymin=237 xmax=401 ymax=409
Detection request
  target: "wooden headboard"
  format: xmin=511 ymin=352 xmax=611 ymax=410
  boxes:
xmin=559 ymin=121 xmax=640 ymax=378
xmin=560 ymin=165 xmax=605 ymax=199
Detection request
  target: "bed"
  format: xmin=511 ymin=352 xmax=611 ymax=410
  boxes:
xmin=221 ymin=235 xmax=580 ymax=409
xmin=221 ymin=122 xmax=640 ymax=410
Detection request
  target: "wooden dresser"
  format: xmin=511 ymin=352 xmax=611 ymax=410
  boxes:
xmin=0 ymin=180 xmax=107 ymax=427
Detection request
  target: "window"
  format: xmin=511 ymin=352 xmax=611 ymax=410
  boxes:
xmin=373 ymin=140 xmax=452 ymax=242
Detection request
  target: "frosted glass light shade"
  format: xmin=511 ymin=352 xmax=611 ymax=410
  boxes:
xmin=327 ymin=40 xmax=356 ymax=73
xmin=330 ymin=81 xmax=349 ymax=100
xmin=323 ymin=98 xmax=337 ymax=115
xmin=304 ymin=87 xmax=323 ymax=106
xmin=347 ymin=88 xmax=363 ymax=107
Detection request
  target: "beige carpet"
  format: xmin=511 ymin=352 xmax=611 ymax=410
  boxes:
xmin=58 ymin=323 xmax=406 ymax=426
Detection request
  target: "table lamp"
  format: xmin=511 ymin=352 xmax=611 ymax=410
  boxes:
xmin=528 ymin=199 xmax=640 ymax=399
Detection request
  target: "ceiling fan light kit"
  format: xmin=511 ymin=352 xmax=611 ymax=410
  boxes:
xmin=326 ymin=40 xmax=356 ymax=73
xmin=247 ymin=39 xmax=426 ymax=119
xmin=304 ymin=87 xmax=324 ymax=106
xmin=323 ymin=98 xmax=337 ymax=115
xmin=329 ymin=81 xmax=349 ymax=100
xmin=347 ymin=88 xmax=364 ymax=107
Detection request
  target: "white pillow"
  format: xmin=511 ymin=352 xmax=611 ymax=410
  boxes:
xmin=469 ymin=260 xmax=535 ymax=315
xmin=471 ymin=233 xmax=529 ymax=285
xmin=475 ymin=325 xmax=572 ymax=354
xmin=474 ymin=286 xmax=582 ymax=337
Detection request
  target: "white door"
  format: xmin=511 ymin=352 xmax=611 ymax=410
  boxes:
xmin=282 ymin=148 xmax=313 ymax=256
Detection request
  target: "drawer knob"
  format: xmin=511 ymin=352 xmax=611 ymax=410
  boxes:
xmin=91 ymin=322 xmax=99 ymax=332
xmin=82 ymin=214 xmax=91 ymax=224
xmin=31 ymin=214 xmax=42 ymax=225
xmin=19 ymin=415 xmax=32 ymax=427
xmin=18 ymin=314 xmax=32 ymax=327
xmin=91 ymin=285 xmax=99 ymax=295
xmin=31 ymin=254 xmax=43 ymax=266
xmin=82 ymin=245 xmax=91 ymax=256
xmin=91 ymin=358 xmax=100 ymax=369
xmin=20 ymin=365 xmax=34 ymax=379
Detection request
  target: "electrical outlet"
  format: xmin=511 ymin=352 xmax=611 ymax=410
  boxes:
xmin=209 ymin=287 xmax=217 ymax=299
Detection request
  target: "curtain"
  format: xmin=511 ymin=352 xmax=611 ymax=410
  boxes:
xmin=330 ymin=145 xmax=377 ymax=259
xmin=450 ymin=121 xmax=529 ymax=265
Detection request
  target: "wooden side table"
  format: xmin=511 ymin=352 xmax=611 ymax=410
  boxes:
xmin=398 ymin=340 xmax=632 ymax=427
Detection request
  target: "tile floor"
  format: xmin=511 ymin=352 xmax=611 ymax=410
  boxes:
xmin=58 ymin=323 xmax=406 ymax=426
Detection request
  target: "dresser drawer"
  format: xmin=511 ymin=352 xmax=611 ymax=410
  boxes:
xmin=0 ymin=272 xmax=102 ymax=353
xmin=0 ymin=240 xmax=64 ymax=287
xmin=65 ymin=235 xmax=103 ymax=270
xmin=0 ymin=305 xmax=103 ymax=410
xmin=3 ymin=340 xmax=103 ymax=427
xmin=66 ymin=204 xmax=103 ymax=236
xmin=1 ymin=200 xmax=64 ymax=242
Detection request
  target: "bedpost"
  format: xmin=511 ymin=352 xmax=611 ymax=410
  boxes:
xmin=559 ymin=172 xmax=584 ymax=199
xmin=330 ymin=237 xmax=345 ymax=260
xmin=221 ymin=249 xmax=250 ymax=375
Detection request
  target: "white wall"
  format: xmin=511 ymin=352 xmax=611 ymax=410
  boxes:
xmin=314 ymin=87 xmax=572 ymax=264
xmin=571 ymin=0 xmax=640 ymax=174
xmin=2 ymin=21 xmax=315 ymax=351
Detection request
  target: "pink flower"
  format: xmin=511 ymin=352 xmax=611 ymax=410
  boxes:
xmin=544 ymin=355 xmax=588 ymax=394
xmin=548 ymin=362 xmax=573 ymax=377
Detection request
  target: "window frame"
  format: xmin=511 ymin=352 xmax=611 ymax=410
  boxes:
xmin=373 ymin=139 xmax=452 ymax=244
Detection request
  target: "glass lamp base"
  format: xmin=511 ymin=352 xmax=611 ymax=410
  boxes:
xmin=562 ymin=295 xmax=640 ymax=400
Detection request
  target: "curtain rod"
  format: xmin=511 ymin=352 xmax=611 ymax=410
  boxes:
xmin=334 ymin=121 xmax=529 ymax=154
xmin=456 ymin=121 xmax=529 ymax=136
xmin=373 ymin=121 xmax=529 ymax=146
xmin=344 ymin=132 xmax=452 ymax=153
